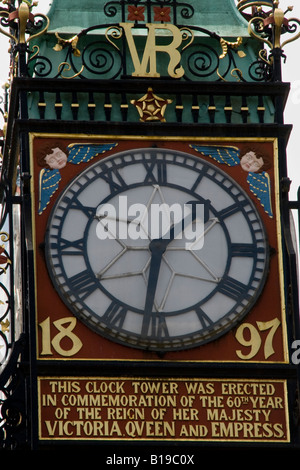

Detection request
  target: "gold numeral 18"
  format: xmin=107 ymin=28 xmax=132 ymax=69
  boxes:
xmin=39 ymin=317 xmax=83 ymax=357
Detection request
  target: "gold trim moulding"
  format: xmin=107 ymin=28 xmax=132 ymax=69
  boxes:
xmin=29 ymin=133 xmax=277 ymax=143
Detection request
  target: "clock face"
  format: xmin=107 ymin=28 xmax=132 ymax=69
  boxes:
xmin=45 ymin=148 xmax=269 ymax=352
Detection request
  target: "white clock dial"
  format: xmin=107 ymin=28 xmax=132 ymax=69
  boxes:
xmin=45 ymin=148 xmax=269 ymax=351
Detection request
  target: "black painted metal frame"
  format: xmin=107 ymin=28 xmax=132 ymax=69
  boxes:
xmin=0 ymin=0 xmax=299 ymax=449
xmin=0 ymin=73 xmax=299 ymax=450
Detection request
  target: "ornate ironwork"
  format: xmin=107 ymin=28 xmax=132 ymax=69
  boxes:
xmin=103 ymin=0 xmax=195 ymax=23
xmin=0 ymin=334 xmax=26 ymax=449
xmin=0 ymin=1 xmax=49 ymax=45
xmin=237 ymin=1 xmax=300 ymax=80
xmin=0 ymin=1 xmax=297 ymax=83
xmin=0 ymin=106 xmax=24 ymax=446
xmin=247 ymin=5 xmax=300 ymax=48
xmin=28 ymin=22 xmax=265 ymax=82
xmin=0 ymin=213 xmax=25 ymax=449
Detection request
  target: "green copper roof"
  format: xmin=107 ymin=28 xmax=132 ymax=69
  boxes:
xmin=27 ymin=0 xmax=274 ymax=122
xmin=45 ymin=0 xmax=249 ymax=37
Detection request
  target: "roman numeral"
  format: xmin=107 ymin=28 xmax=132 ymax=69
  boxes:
xmin=218 ymin=275 xmax=249 ymax=301
xmin=68 ymin=270 xmax=98 ymax=300
xmin=195 ymin=307 xmax=214 ymax=329
xmin=102 ymin=301 xmax=127 ymax=329
xmin=190 ymin=167 xmax=208 ymax=193
xmin=143 ymin=160 xmax=167 ymax=185
xmin=231 ymin=243 xmax=256 ymax=257
xmin=63 ymin=195 xmax=95 ymax=217
xmin=230 ymin=243 xmax=266 ymax=259
xmin=100 ymin=163 xmax=127 ymax=193
xmin=53 ymin=238 xmax=85 ymax=256
xmin=142 ymin=313 xmax=169 ymax=340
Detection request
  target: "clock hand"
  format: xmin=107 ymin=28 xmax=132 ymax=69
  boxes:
xmin=142 ymin=201 xmax=207 ymax=338
xmin=141 ymin=239 xmax=167 ymax=337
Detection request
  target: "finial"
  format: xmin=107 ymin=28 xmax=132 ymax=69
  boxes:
xmin=0 ymin=0 xmax=49 ymax=45
xmin=238 ymin=1 xmax=300 ymax=50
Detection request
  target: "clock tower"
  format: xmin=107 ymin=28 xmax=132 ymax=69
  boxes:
xmin=0 ymin=0 xmax=300 ymax=453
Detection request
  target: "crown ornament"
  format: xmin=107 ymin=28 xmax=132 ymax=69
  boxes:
xmin=237 ymin=0 xmax=300 ymax=50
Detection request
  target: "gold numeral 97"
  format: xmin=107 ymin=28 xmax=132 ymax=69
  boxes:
xmin=235 ymin=318 xmax=281 ymax=360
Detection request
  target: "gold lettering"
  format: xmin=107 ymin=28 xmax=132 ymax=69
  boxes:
xmin=76 ymin=407 xmax=102 ymax=419
xmin=49 ymin=380 xmax=80 ymax=393
xmin=198 ymin=396 xmax=224 ymax=408
xmin=107 ymin=407 xmax=145 ymax=420
xmin=85 ymin=381 xmax=125 ymax=394
xmin=185 ymin=382 xmax=214 ymax=394
xmin=131 ymin=381 xmax=178 ymax=395
xmin=39 ymin=378 xmax=288 ymax=442
xmin=172 ymin=408 xmax=199 ymax=420
xmin=180 ymin=424 xmax=208 ymax=437
xmin=42 ymin=394 xmax=57 ymax=406
xmin=221 ymin=382 xmax=276 ymax=396
xmin=120 ymin=22 xmax=185 ymax=78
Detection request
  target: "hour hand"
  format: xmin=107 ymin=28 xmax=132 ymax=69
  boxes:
xmin=142 ymin=239 xmax=166 ymax=337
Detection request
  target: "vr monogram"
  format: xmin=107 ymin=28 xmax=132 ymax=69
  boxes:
xmin=118 ymin=22 xmax=191 ymax=78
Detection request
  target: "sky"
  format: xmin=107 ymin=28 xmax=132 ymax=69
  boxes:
xmin=0 ymin=0 xmax=299 ymax=214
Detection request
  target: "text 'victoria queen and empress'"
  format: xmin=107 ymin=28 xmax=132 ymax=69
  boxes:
xmin=38 ymin=377 xmax=289 ymax=442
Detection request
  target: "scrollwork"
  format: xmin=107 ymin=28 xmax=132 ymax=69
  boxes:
xmin=82 ymin=41 xmax=122 ymax=79
xmin=230 ymin=68 xmax=243 ymax=82
xmin=0 ymin=336 xmax=27 ymax=448
xmin=177 ymin=3 xmax=194 ymax=20
xmin=28 ymin=53 xmax=53 ymax=77
xmin=246 ymin=4 xmax=300 ymax=52
xmin=248 ymin=58 xmax=271 ymax=81
xmin=58 ymin=62 xmax=84 ymax=79
xmin=4 ymin=1 xmax=298 ymax=82
xmin=185 ymin=46 xmax=219 ymax=79
xmin=105 ymin=25 xmax=123 ymax=51
xmin=104 ymin=1 xmax=119 ymax=19
xmin=180 ymin=27 xmax=194 ymax=52
xmin=248 ymin=16 xmax=273 ymax=49
xmin=26 ymin=13 xmax=49 ymax=44
xmin=281 ymin=17 xmax=300 ymax=48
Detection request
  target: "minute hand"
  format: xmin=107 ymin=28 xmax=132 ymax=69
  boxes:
xmin=141 ymin=202 xmax=201 ymax=338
